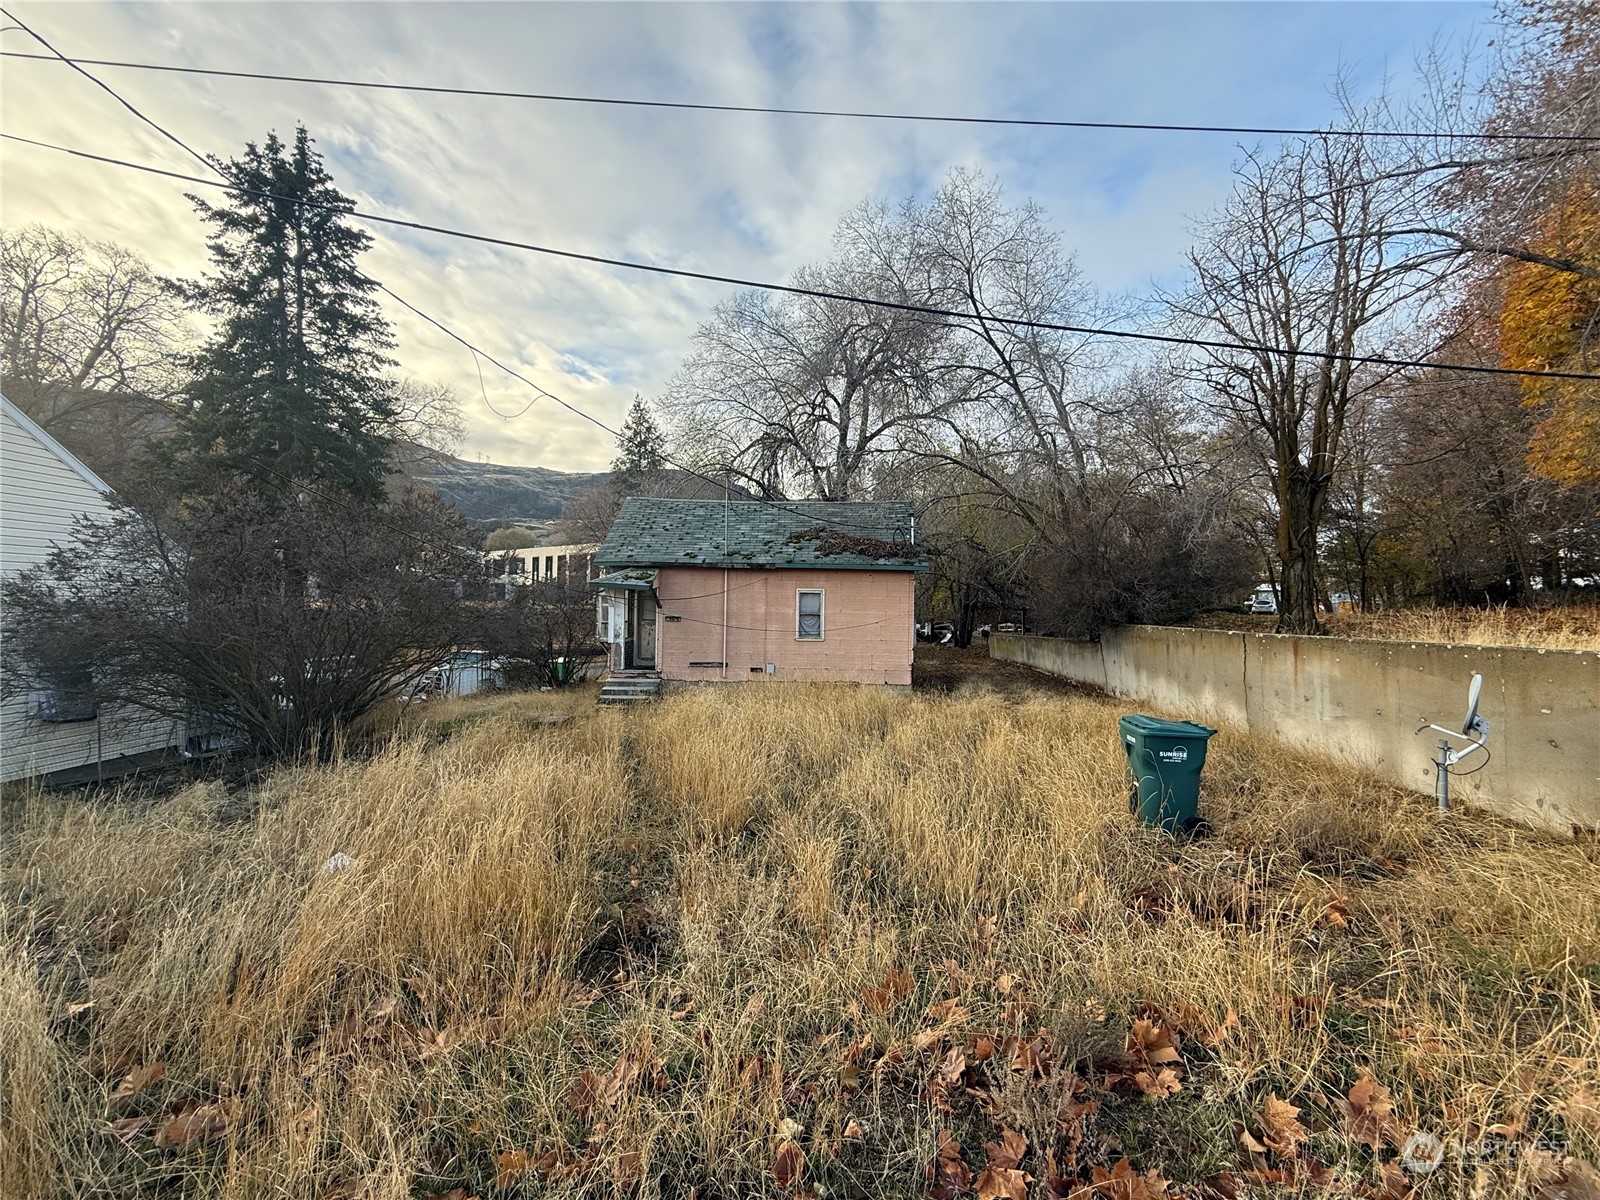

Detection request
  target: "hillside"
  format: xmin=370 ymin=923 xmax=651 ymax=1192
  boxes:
xmin=408 ymin=453 xmax=609 ymax=524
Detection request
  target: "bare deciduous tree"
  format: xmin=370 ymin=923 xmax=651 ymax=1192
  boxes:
xmin=479 ymin=578 xmax=604 ymax=688
xmin=665 ymin=196 xmax=957 ymax=500
xmin=914 ymin=168 xmax=1115 ymax=527
xmin=1171 ymin=133 xmax=1436 ymax=633
xmin=0 ymin=225 xmax=191 ymax=481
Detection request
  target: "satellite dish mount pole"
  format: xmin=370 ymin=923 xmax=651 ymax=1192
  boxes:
xmin=1434 ymin=736 xmax=1453 ymax=813
xmin=1415 ymin=672 xmax=1491 ymax=817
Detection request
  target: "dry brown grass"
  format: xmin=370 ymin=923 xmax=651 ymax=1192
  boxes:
xmin=1327 ymin=606 xmax=1600 ymax=652
xmin=3 ymin=666 xmax=1597 ymax=1199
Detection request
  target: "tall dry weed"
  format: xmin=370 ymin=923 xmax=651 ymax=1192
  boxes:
xmin=0 ymin=936 xmax=65 ymax=1199
xmin=1328 ymin=604 xmax=1600 ymax=651
xmin=2 ymin=678 xmax=1595 ymax=1197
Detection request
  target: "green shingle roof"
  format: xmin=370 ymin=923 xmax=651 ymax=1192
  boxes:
xmin=595 ymin=498 xmax=927 ymax=571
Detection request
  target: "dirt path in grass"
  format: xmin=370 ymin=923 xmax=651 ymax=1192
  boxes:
xmin=912 ymin=642 xmax=1099 ymax=699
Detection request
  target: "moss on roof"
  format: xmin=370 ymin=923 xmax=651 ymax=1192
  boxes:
xmin=596 ymin=498 xmax=927 ymax=571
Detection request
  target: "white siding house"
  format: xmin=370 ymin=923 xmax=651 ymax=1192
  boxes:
xmin=0 ymin=394 xmax=184 ymax=782
xmin=484 ymin=542 xmax=600 ymax=593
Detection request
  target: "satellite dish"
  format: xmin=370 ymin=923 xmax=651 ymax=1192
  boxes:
xmin=1462 ymin=673 xmax=1489 ymax=737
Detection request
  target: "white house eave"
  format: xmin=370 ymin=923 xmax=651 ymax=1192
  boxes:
xmin=0 ymin=392 xmax=113 ymax=495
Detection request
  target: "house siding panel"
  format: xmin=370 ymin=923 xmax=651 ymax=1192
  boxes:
xmin=1 ymin=401 xmax=183 ymax=782
xmin=653 ymin=566 xmax=915 ymax=686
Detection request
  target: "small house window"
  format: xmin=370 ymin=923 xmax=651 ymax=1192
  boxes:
xmin=797 ymin=589 xmax=824 ymax=640
xmin=30 ymin=665 xmax=98 ymax=723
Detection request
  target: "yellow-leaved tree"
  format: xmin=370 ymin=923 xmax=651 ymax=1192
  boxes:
xmin=1500 ymin=191 xmax=1600 ymax=486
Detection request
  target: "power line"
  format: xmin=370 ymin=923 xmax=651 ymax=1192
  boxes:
xmin=0 ymin=13 xmax=507 ymax=564
xmin=0 ymin=28 xmax=914 ymax=540
xmin=0 ymin=18 xmax=913 ymax=542
xmin=4 ymin=48 xmax=1599 ymax=144
xmin=0 ymin=10 xmax=222 ymax=177
xmin=2 ymin=21 xmax=931 ymax=676
xmin=6 ymin=131 xmax=1599 ymax=385
xmin=377 ymin=285 xmax=912 ymax=535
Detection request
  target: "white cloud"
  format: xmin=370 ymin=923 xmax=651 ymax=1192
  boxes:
xmin=1 ymin=0 xmax=1490 ymax=470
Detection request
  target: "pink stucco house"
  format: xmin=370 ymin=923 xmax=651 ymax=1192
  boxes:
xmin=590 ymin=498 xmax=925 ymax=700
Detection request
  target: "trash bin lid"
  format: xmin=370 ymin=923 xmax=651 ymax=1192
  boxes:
xmin=1118 ymin=714 xmax=1218 ymax=739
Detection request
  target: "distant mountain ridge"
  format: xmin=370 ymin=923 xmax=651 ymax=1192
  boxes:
xmin=411 ymin=453 xmax=608 ymax=524
xmin=0 ymin=390 xmax=609 ymax=527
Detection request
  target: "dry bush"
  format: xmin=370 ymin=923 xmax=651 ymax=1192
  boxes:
xmin=2 ymin=681 xmax=1596 ymax=1198
xmin=1327 ymin=605 xmax=1600 ymax=651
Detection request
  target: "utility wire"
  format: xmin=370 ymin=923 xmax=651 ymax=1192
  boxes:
xmin=377 ymin=284 xmax=912 ymax=535
xmin=6 ymin=132 xmax=1599 ymax=385
xmin=4 ymin=48 xmax=1599 ymax=144
xmin=0 ymin=11 xmax=512 ymax=563
xmin=0 ymin=11 xmax=223 ymax=176
xmin=4 ymin=20 xmax=924 ymax=674
xmin=0 ymin=15 xmax=906 ymax=539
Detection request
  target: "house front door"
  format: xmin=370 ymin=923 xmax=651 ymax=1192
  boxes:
xmin=633 ymin=592 xmax=658 ymax=668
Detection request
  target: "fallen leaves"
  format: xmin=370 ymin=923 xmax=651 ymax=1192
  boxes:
xmin=1136 ymin=1067 xmax=1183 ymax=1101
xmin=1071 ymin=1158 xmax=1170 ymax=1199
xmin=568 ymin=1054 xmax=646 ymax=1120
xmin=1126 ymin=1019 xmax=1182 ymax=1067
xmin=98 ymin=1115 xmax=152 ymax=1147
xmin=773 ymin=1139 xmax=806 ymax=1188
xmin=975 ymin=1127 xmax=1031 ymax=1200
xmin=1344 ymin=1070 xmax=1402 ymax=1151
xmin=862 ymin=966 xmax=914 ymax=1014
xmin=1561 ymin=1087 xmax=1600 ymax=1138
xmin=1013 ymin=1031 xmax=1055 ymax=1081
xmin=1319 ymin=896 xmax=1352 ymax=928
xmin=1124 ymin=1019 xmax=1184 ymax=1101
xmin=596 ymin=1056 xmax=641 ymax=1108
xmin=1166 ymin=999 xmax=1238 ymax=1051
xmin=939 ymin=1045 xmax=968 ymax=1085
xmin=294 ymin=989 xmax=527 ymax=1083
xmin=925 ymin=997 xmax=972 ymax=1026
xmin=1532 ymin=1155 xmax=1600 ymax=1200
xmin=153 ymin=1098 xmax=240 ymax=1148
xmin=493 ymin=1148 xmax=537 ymax=1189
xmin=616 ymin=1150 xmax=643 ymax=1184
xmin=1258 ymin=1093 xmax=1308 ymax=1156
xmin=108 ymin=1061 xmax=165 ymax=1111
xmin=929 ymin=1129 xmax=973 ymax=1200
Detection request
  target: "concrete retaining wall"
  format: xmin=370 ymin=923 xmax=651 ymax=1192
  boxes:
xmin=991 ymin=628 xmax=1599 ymax=830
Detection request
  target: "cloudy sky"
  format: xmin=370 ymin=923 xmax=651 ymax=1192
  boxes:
xmin=3 ymin=1 xmax=1491 ymax=471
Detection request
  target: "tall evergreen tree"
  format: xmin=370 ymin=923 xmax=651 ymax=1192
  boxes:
xmin=176 ymin=127 xmax=399 ymax=500
xmin=611 ymin=393 xmax=667 ymax=481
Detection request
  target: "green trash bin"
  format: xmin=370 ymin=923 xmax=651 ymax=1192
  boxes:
xmin=1118 ymin=715 xmax=1218 ymax=834
xmin=552 ymin=657 xmax=570 ymax=684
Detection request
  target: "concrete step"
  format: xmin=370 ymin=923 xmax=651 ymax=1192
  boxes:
xmin=598 ymin=675 xmax=662 ymax=705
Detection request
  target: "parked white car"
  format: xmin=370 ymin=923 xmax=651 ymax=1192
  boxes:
xmin=1244 ymin=585 xmax=1279 ymax=615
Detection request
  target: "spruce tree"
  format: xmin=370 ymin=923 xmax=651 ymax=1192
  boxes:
xmin=176 ymin=127 xmax=399 ymax=501
xmin=611 ymin=394 xmax=666 ymax=483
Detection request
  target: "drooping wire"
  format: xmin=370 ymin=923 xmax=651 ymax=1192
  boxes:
xmin=3 ymin=48 xmax=1598 ymax=144
xmin=6 ymin=133 xmax=1598 ymax=386
xmin=0 ymin=16 xmax=910 ymax=539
